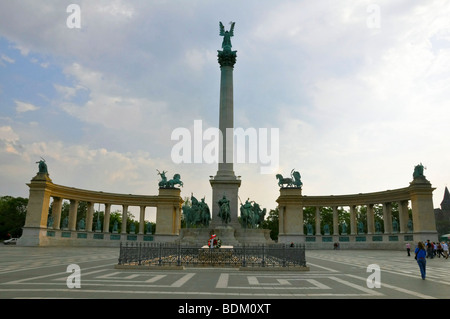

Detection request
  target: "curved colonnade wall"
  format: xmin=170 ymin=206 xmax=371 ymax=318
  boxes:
xmin=19 ymin=172 xmax=438 ymax=249
xmin=18 ymin=172 xmax=183 ymax=247
xmin=277 ymin=175 xmax=438 ymax=249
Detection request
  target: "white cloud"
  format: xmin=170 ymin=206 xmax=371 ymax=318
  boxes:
xmin=14 ymin=100 xmax=39 ymax=113
xmin=1 ymin=54 xmax=14 ymax=64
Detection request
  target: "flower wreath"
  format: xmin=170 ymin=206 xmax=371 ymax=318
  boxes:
xmin=208 ymin=234 xmax=222 ymax=248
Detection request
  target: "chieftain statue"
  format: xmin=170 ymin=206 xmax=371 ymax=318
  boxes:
xmin=217 ymin=194 xmax=231 ymax=225
xmin=182 ymin=194 xmax=211 ymax=228
xmin=240 ymin=198 xmax=267 ymax=229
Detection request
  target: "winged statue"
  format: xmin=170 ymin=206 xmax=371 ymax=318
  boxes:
xmin=219 ymin=21 xmax=235 ymax=50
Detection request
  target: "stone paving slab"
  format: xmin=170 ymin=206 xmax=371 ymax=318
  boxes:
xmin=0 ymin=245 xmax=449 ymax=300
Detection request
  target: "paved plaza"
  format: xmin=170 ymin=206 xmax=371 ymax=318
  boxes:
xmin=0 ymin=245 xmax=449 ymax=301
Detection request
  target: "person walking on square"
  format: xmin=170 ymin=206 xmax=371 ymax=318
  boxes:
xmin=442 ymin=242 xmax=449 ymax=259
xmin=406 ymin=242 xmax=411 ymax=256
xmin=415 ymin=241 xmax=427 ymax=280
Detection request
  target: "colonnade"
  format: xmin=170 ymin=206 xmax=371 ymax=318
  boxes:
xmin=301 ymin=201 xmax=412 ymax=237
xmin=277 ymin=175 xmax=439 ymax=247
xmin=18 ymin=172 xmax=183 ymax=246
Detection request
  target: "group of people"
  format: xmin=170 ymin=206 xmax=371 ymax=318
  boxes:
xmin=407 ymin=240 xmax=449 ymax=280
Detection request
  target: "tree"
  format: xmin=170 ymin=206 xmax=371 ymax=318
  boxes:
xmin=261 ymin=208 xmax=279 ymax=241
xmin=0 ymin=196 xmax=28 ymax=239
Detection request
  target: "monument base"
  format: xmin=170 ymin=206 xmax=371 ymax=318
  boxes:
xmin=178 ymin=226 xmax=274 ymax=247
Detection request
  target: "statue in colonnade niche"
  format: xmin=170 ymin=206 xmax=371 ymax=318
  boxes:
xmin=77 ymin=218 xmax=85 ymax=231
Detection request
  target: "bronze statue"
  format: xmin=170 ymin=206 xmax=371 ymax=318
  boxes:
xmin=36 ymin=157 xmax=48 ymax=174
xmin=218 ymin=195 xmax=231 ymax=224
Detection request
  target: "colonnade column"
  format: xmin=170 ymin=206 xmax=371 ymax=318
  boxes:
xmin=121 ymin=205 xmax=128 ymax=234
xmin=315 ymin=207 xmax=321 ymax=235
xmin=382 ymin=203 xmax=392 ymax=234
xmin=349 ymin=205 xmax=356 ymax=235
xmin=103 ymin=203 xmax=111 ymax=233
xmin=366 ymin=204 xmax=374 ymax=234
xmin=86 ymin=202 xmax=95 ymax=231
xmin=51 ymin=197 xmax=63 ymax=230
xmin=68 ymin=200 xmax=78 ymax=231
xmin=397 ymin=201 xmax=409 ymax=233
xmin=139 ymin=206 xmax=146 ymax=234
xmin=332 ymin=206 xmax=339 ymax=235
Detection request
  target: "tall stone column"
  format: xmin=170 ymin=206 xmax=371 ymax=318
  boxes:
xmin=210 ymin=22 xmax=241 ymax=228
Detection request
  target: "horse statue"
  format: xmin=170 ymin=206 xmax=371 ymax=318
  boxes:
xmin=167 ymin=173 xmax=183 ymax=188
xmin=157 ymin=170 xmax=183 ymax=188
xmin=276 ymin=169 xmax=302 ymax=188
xmin=182 ymin=194 xmax=210 ymax=228
xmin=240 ymin=199 xmax=267 ymax=229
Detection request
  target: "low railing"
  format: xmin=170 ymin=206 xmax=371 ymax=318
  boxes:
xmin=117 ymin=242 xmax=307 ymax=268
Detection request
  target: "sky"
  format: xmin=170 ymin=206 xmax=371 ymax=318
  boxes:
xmin=1 ymin=0 xmax=450 ymax=222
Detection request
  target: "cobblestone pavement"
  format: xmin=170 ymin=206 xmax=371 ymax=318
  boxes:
xmin=0 ymin=245 xmax=448 ymax=300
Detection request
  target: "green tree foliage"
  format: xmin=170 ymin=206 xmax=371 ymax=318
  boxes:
xmin=260 ymin=208 xmax=279 ymax=240
xmin=0 ymin=196 xmax=28 ymax=239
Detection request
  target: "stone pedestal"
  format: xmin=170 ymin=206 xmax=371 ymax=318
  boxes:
xmin=409 ymin=176 xmax=438 ymax=242
xmin=276 ymin=187 xmax=304 ymax=244
xmin=210 ymin=177 xmax=241 ymax=228
xmin=154 ymin=188 xmax=183 ymax=241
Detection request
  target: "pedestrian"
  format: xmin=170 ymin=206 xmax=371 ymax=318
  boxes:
xmin=426 ymin=240 xmax=434 ymax=259
xmin=442 ymin=242 xmax=449 ymax=259
xmin=406 ymin=242 xmax=411 ymax=256
xmin=436 ymin=242 xmax=445 ymax=258
xmin=415 ymin=241 xmax=427 ymax=280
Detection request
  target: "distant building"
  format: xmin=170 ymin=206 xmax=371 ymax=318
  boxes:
xmin=434 ymin=187 xmax=450 ymax=236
